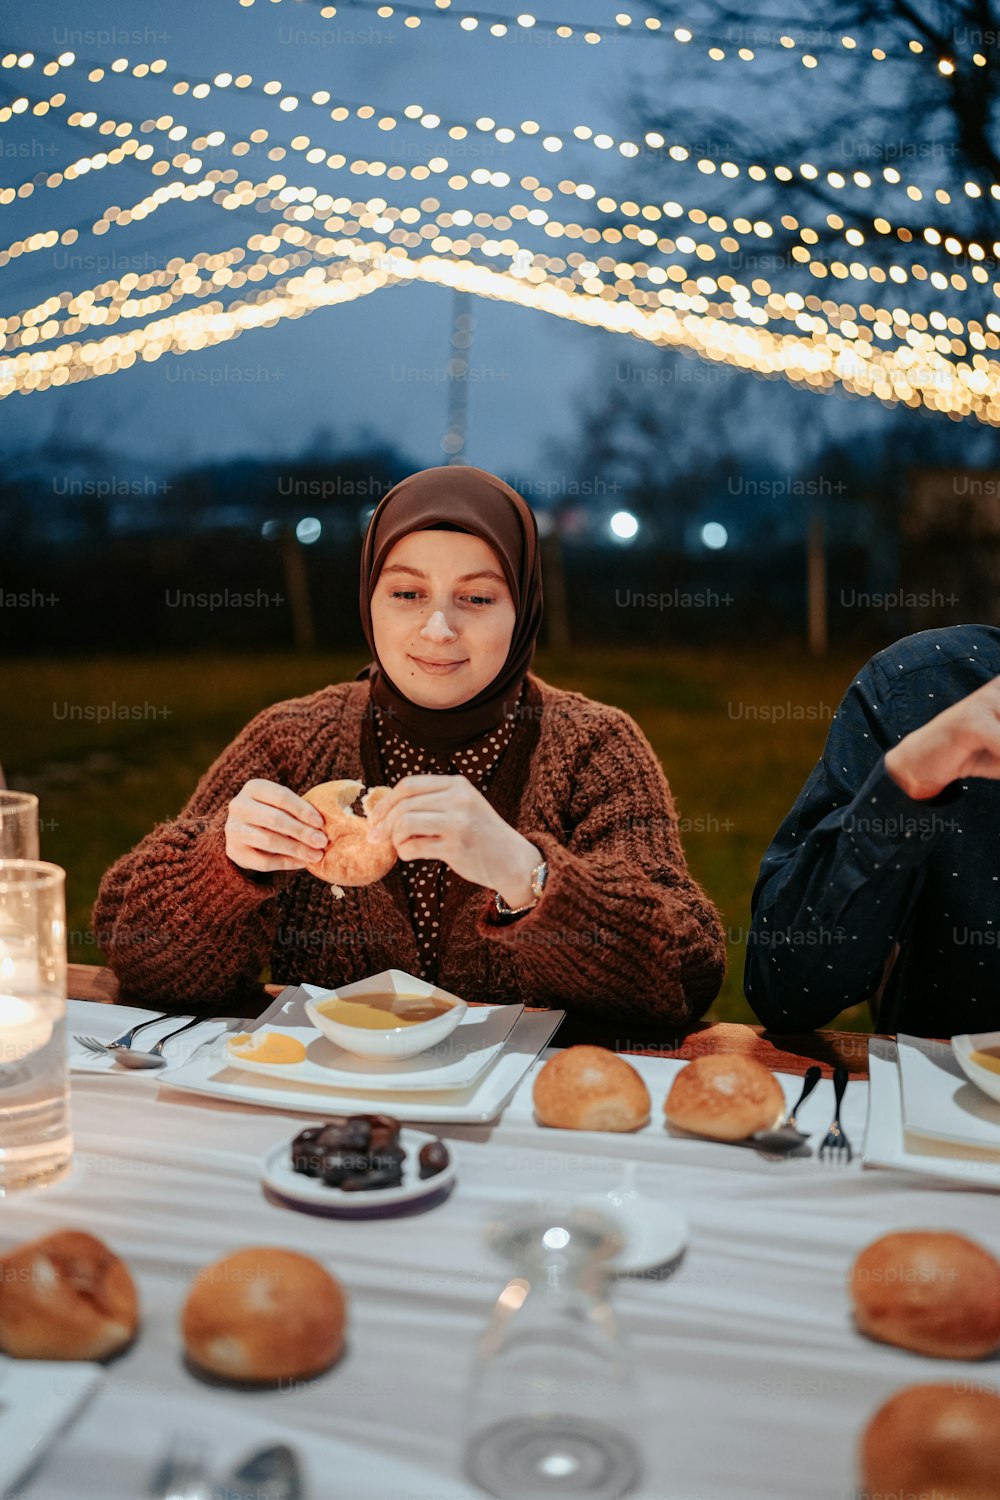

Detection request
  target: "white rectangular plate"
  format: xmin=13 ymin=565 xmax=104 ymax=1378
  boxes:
xmin=225 ymin=1001 xmax=523 ymax=1092
xmin=0 ymin=1358 xmax=103 ymax=1495
xmin=864 ymin=1039 xmax=1000 ymax=1189
xmin=896 ymin=1033 xmax=1000 ymax=1153
xmin=160 ymin=1009 xmax=564 ymax=1123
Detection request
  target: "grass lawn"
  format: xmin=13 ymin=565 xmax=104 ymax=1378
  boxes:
xmin=1 ymin=646 xmax=875 ymax=1028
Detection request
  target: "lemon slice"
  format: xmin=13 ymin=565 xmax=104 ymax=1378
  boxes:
xmin=227 ymin=1031 xmax=307 ymax=1065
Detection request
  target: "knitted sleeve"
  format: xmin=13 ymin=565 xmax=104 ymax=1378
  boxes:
xmin=91 ymin=701 xmax=309 ymax=1007
xmin=476 ymin=705 xmax=726 ymax=1025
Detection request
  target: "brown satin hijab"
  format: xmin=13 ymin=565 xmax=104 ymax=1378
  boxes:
xmin=356 ymin=465 xmax=543 ymax=755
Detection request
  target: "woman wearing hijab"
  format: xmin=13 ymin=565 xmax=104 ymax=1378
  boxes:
xmin=93 ymin=466 xmax=725 ymax=1023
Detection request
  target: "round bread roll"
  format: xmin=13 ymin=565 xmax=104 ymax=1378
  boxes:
xmin=302 ymin=779 xmax=397 ymax=896
xmin=182 ymin=1247 xmax=346 ymax=1384
xmin=0 ymin=1228 xmax=139 ymax=1361
xmin=664 ymin=1054 xmax=785 ymax=1141
xmin=533 ymin=1046 xmax=651 ymax=1132
xmin=860 ymin=1383 xmax=1000 ymax=1500
xmin=850 ymin=1231 xmax=1000 ymax=1360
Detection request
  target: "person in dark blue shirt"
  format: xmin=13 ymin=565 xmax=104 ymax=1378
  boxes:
xmin=746 ymin=625 xmax=1000 ymax=1037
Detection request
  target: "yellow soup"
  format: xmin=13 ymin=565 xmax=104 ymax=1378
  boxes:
xmin=969 ymin=1048 xmax=1000 ymax=1077
xmin=317 ymin=993 xmax=453 ymax=1030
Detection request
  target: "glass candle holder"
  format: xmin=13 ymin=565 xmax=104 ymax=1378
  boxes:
xmin=0 ymin=792 xmax=40 ymax=860
xmin=0 ymin=861 xmax=73 ymax=1194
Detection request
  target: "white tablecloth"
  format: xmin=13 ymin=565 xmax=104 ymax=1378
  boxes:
xmin=5 ymin=1002 xmax=996 ymax=1500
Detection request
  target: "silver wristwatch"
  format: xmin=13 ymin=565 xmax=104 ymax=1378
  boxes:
xmin=494 ymin=857 xmax=548 ymax=917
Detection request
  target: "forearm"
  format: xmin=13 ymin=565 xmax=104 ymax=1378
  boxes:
xmin=92 ymin=812 xmax=288 ymax=1007
xmin=745 ymin=758 xmax=957 ymax=1030
xmin=478 ymin=830 xmax=726 ymax=1025
xmin=492 ymin=833 xmax=544 ymax=911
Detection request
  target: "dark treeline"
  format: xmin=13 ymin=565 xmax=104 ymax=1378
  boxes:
xmin=1 ymin=396 xmax=998 ymax=654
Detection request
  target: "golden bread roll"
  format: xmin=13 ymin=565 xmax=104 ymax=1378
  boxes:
xmin=860 ymin=1383 xmax=1000 ymax=1500
xmin=850 ymin=1231 xmax=1000 ymax=1360
xmin=533 ymin=1046 xmax=651 ymax=1132
xmin=664 ymin=1054 xmax=785 ymax=1141
xmin=182 ymin=1247 xmax=346 ymax=1383
xmin=302 ymin=780 xmax=397 ymax=896
xmin=0 ymin=1228 xmax=139 ymax=1361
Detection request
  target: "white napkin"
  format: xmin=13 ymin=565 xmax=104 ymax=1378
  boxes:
xmin=864 ymin=1038 xmax=1000 ymax=1189
xmin=69 ymin=1013 xmax=244 ymax=1074
xmin=897 ymin=1033 xmax=1000 ymax=1153
xmin=235 ymin=984 xmax=309 ymax=1029
xmin=0 ymin=1358 xmax=103 ymax=1497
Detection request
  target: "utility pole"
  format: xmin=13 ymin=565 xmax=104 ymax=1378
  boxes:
xmin=807 ymin=498 xmax=828 ymax=656
xmin=280 ymin=526 xmax=317 ymax=653
xmin=439 ymin=288 xmax=571 ymax=648
xmin=442 ymin=290 xmax=473 ymax=463
xmin=541 ymin=521 xmax=572 ymax=652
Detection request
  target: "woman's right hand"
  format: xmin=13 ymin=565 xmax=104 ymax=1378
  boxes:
xmin=225 ymin=779 xmax=329 ymax=873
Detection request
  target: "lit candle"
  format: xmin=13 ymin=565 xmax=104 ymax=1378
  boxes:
xmin=0 ymin=993 xmax=52 ymax=1063
xmin=0 ymin=939 xmax=38 ymax=992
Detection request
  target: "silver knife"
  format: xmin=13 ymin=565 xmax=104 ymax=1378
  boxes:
xmin=215 ymin=1445 xmax=304 ymax=1500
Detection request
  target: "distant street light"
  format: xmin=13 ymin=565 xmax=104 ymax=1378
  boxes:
xmin=701 ymin=522 xmax=728 ymax=549
xmin=609 ymin=510 xmax=639 ymax=541
xmin=296 ymin=516 xmax=321 ymax=544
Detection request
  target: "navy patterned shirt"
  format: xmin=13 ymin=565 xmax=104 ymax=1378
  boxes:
xmin=746 ymin=625 xmax=1000 ymax=1037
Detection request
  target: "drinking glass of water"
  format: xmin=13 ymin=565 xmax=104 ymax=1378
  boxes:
xmin=0 ymin=792 xmax=40 ymax=859
xmin=0 ymin=861 xmax=73 ymax=1194
xmin=463 ymin=1206 xmax=645 ymax=1500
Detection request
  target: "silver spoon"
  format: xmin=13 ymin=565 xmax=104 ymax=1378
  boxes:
xmin=750 ymin=1064 xmax=823 ymax=1150
xmin=87 ymin=1014 xmax=212 ymax=1069
xmin=216 ymin=1444 xmax=304 ymax=1500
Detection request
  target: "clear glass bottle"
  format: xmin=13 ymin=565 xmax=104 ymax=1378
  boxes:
xmin=464 ymin=1206 xmax=644 ymax=1500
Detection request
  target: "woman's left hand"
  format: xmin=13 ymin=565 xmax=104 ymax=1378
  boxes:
xmin=365 ymin=774 xmax=541 ymax=907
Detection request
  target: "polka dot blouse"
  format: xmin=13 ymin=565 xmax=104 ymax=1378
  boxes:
xmin=374 ymin=686 xmax=523 ymax=983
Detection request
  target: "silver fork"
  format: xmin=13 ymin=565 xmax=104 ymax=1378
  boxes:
xmin=818 ymin=1064 xmax=853 ymax=1163
xmin=74 ymin=1014 xmax=213 ymax=1069
xmin=73 ymin=1010 xmax=168 ymax=1053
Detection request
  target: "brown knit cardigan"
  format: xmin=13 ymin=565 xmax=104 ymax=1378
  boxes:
xmin=92 ymin=672 xmax=726 ymax=1024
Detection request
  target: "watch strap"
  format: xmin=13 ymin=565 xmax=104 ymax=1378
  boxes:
xmin=494 ymin=858 xmax=548 ymax=917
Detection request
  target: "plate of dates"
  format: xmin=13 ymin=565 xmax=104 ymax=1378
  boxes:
xmin=262 ymin=1112 xmax=456 ymax=1216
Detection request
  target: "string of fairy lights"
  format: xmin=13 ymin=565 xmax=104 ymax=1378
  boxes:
xmin=5 ymin=235 xmax=997 ymax=423
xmin=1 ymin=25 xmax=999 ymax=422
xmin=5 ymin=46 xmax=1000 ymax=238
xmin=0 ymin=58 xmax=990 ymax=286
xmin=3 ymin=177 xmax=997 ymax=410
xmin=3 ymin=54 xmax=998 ymax=310
xmin=3 ymin=139 xmax=998 ymax=363
xmin=4 ymin=147 xmax=996 ymax=393
xmin=4 ymin=164 xmax=997 ymax=398
xmin=234 ymin=0 xmax=991 ymax=74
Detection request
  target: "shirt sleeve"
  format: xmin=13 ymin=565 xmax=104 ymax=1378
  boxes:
xmin=744 ymin=657 xmax=962 ymax=1032
xmin=476 ymin=705 xmax=726 ymax=1026
xmin=91 ymin=704 xmax=300 ymax=1007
